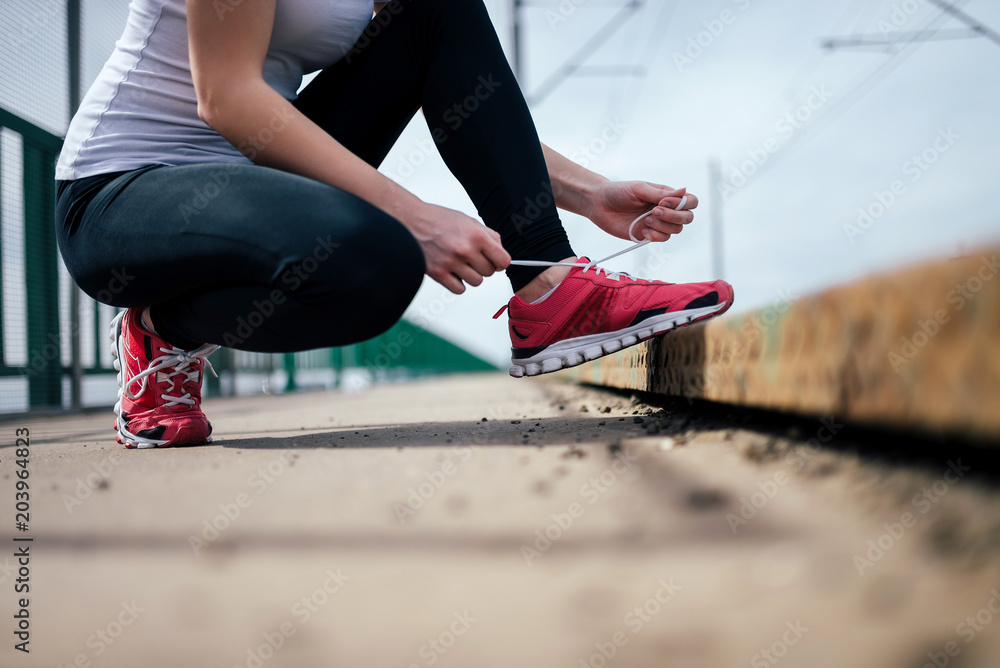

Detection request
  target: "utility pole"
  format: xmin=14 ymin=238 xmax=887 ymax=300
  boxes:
xmin=68 ymin=0 xmax=83 ymax=411
xmin=509 ymin=0 xmax=645 ymax=106
xmin=512 ymin=0 xmax=524 ymax=82
xmin=709 ymin=159 xmax=725 ymax=280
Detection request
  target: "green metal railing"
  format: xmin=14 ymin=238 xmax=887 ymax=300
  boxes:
xmin=0 ymin=107 xmax=496 ymax=412
xmin=0 ymin=107 xmax=63 ymax=408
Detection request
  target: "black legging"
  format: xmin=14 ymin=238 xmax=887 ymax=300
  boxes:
xmin=55 ymin=0 xmax=574 ymax=352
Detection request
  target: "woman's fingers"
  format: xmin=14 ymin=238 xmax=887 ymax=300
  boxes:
xmin=642 ymin=229 xmax=672 ymax=242
xmin=659 ymin=191 xmax=698 ymax=210
xmin=435 ymin=270 xmax=467 ymax=295
xmin=643 ymin=217 xmax=686 ymax=237
xmin=481 ymin=235 xmax=511 ymax=272
xmin=452 ymin=265 xmax=485 ymax=288
xmin=650 ymin=206 xmax=693 ymax=226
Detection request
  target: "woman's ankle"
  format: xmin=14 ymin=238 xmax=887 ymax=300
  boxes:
xmin=514 ymin=257 xmax=577 ymax=303
xmin=139 ymin=307 xmax=158 ymax=336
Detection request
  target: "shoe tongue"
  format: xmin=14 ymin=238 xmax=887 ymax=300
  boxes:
xmin=143 ymin=334 xmax=154 ymax=363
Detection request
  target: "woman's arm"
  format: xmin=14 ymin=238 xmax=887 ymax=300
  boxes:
xmin=541 ymin=143 xmax=698 ymax=243
xmin=540 ymin=144 xmax=608 ymax=218
xmin=186 ymin=0 xmax=508 ymax=294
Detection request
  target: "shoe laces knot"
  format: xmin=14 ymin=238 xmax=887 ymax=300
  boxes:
xmin=126 ymin=344 xmax=220 ymax=408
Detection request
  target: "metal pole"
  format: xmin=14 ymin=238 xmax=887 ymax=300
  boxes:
xmin=68 ymin=0 xmax=83 ymax=410
xmin=709 ymin=159 xmax=725 ymax=280
xmin=512 ymin=0 xmax=523 ymax=83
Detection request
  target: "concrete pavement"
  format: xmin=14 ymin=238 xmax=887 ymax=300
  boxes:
xmin=3 ymin=373 xmax=1000 ymax=667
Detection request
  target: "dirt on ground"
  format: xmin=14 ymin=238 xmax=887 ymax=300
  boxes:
xmin=2 ymin=373 xmax=1000 ymax=668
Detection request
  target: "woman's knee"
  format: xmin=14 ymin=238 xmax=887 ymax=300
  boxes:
xmin=282 ymin=194 xmax=424 ymax=299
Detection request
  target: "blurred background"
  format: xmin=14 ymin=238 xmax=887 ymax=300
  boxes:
xmin=1 ymin=0 xmax=998 ymax=412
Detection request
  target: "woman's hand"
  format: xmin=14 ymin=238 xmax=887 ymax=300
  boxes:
xmin=586 ymin=181 xmax=698 ymax=243
xmin=399 ymin=202 xmax=511 ymax=295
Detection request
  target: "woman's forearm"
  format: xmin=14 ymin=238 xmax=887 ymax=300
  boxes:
xmin=541 ymin=143 xmax=609 ymax=219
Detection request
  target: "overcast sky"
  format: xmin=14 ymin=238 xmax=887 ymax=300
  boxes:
xmin=382 ymin=0 xmax=1000 ymax=367
xmin=4 ymin=0 xmax=998 ymax=371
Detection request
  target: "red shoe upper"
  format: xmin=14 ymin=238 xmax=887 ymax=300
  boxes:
xmin=119 ymin=309 xmax=208 ymax=414
xmin=497 ymin=258 xmax=733 ymax=350
xmin=116 ymin=308 xmax=212 ymax=446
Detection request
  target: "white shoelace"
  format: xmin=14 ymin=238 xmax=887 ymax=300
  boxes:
xmin=125 ymin=344 xmax=219 ymax=408
xmin=508 ymin=195 xmax=687 ymax=281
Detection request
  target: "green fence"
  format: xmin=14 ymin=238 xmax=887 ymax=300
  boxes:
xmin=0 ymin=106 xmax=495 ymax=413
xmin=0 ymin=2 xmax=496 ymax=414
xmin=0 ymin=107 xmax=63 ymax=410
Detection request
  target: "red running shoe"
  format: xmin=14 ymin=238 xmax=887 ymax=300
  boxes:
xmin=495 ymin=256 xmax=733 ymax=378
xmin=110 ymin=308 xmax=218 ymax=448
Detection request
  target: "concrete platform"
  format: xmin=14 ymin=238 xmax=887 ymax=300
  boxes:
xmin=4 ymin=373 xmax=1000 ymax=667
xmin=561 ymin=249 xmax=1000 ymax=441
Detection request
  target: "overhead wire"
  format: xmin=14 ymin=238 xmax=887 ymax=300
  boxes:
xmin=724 ymin=0 xmax=975 ymax=197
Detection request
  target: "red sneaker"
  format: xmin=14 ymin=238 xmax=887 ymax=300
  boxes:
xmin=494 ymin=256 xmax=733 ymax=378
xmin=110 ymin=308 xmax=218 ymax=448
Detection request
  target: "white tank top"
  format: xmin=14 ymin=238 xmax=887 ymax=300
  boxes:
xmin=56 ymin=0 xmax=373 ymax=180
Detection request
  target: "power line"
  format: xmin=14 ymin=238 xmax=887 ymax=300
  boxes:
xmin=723 ymin=0 xmax=975 ymax=197
xmin=927 ymin=0 xmax=1000 ymax=47
xmin=512 ymin=0 xmax=646 ymax=106
xmin=822 ymin=28 xmax=982 ymax=51
xmin=616 ymin=0 xmax=680 ymax=116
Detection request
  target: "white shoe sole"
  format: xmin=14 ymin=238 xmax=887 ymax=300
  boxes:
xmin=508 ymin=303 xmax=726 ymax=378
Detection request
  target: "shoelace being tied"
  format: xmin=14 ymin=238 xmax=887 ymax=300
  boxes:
xmin=508 ymin=195 xmax=688 ymax=282
xmin=125 ymin=344 xmax=220 ymax=408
